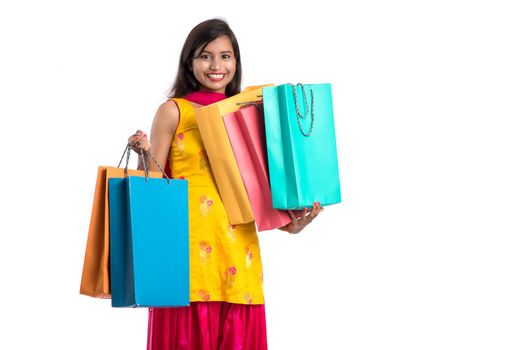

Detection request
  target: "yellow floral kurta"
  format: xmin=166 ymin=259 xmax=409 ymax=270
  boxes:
xmin=168 ymin=98 xmax=264 ymax=305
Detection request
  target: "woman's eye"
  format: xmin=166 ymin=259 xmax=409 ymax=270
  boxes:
xmin=222 ymin=54 xmax=231 ymax=59
xmin=200 ymin=54 xmax=211 ymax=60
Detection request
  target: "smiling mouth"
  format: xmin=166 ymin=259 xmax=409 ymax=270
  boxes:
xmin=207 ymin=73 xmax=226 ymax=81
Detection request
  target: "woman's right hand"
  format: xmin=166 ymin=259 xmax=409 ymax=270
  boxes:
xmin=128 ymin=129 xmax=151 ymax=154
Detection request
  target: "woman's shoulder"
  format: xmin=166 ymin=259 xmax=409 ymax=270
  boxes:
xmin=151 ymin=99 xmax=182 ymax=134
xmin=157 ymin=99 xmax=180 ymax=116
xmin=159 ymin=98 xmax=196 ymax=114
xmin=154 ymin=98 xmax=199 ymax=134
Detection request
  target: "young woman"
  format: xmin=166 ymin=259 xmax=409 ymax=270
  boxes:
xmin=129 ymin=18 xmax=322 ymax=350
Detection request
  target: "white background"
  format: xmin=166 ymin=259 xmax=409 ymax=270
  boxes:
xmin=1 ymin=0 xmax=523 ymax=349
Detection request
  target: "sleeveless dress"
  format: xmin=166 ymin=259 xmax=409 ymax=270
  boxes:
xmin=148 ymin=93 xmax=268 ymax=350
xmin=168 ymin=97 xmax=264 ymax=304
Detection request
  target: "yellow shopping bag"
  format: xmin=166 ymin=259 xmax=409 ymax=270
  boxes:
xmin=194 ymin=85 xmax=270 ymax=225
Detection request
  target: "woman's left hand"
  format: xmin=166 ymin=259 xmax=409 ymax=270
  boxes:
xmin=280 ymin=202 xmax=323 ymax=234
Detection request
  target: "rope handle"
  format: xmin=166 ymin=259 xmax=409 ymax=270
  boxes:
xmin=236 ymin=95 xmax=263 ymax=106
xmin=290 ymin=83 xmax=315 ymax=137
xmin=117 ymin=143 xmax=171 ymax=183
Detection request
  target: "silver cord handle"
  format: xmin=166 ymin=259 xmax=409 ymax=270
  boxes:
xmin=236 ymin=95 xmax=263 ymax=106
xmin=117 ymin=143 xmax=171 ymax=183
xmin=290 ymin=83 xmax=315 ymax=137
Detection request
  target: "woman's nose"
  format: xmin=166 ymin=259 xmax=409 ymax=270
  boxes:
xmin=210 ymin=57 xmax=220 ymax=70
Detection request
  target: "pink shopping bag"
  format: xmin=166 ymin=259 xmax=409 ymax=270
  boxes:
xmin=223 ymin=104 xmax=291 ymax=231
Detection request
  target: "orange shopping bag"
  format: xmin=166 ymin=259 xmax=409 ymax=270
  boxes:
xmin=80 ymin=165 xmax=161 ymax=298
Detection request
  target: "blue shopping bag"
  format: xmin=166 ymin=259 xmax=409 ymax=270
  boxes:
xmin=262 ymin=83 xmax=341 ymax=209
xmin=108 ymin=175 xmax=189 ymax=308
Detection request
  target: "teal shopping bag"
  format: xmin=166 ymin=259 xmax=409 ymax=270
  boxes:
xmin=108 ymin=168 xmax=189 ymax=307
xmin=262 ymin=83 xmax=341 ymax=209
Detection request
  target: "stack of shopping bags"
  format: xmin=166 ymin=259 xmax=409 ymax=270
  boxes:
xmin=195 ymin=83 xmax=341 ymax=230
xmin=80 ymin=82 xmax=341 ymax=306
xmin=80 ymin=146 xmax=189 ymax=307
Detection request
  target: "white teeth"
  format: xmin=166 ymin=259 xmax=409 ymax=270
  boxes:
xmin=207 ymin=74 xmax=224 ymax=79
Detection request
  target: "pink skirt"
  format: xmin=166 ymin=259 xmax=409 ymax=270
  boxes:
xmin=147 ymin=302 xmax=268 ymax=350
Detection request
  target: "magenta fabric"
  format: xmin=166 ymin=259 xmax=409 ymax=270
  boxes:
xmin=147 ymin=302 xmax=268 ymax=350
xmin=223 ymin=105 xmax=291 ymax=231
xmin=184 ymin=91 xmax=227 ymax=106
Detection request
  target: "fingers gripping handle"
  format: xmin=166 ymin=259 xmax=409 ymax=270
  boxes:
xmin=118 ymin=143 xmax=171 ymax=183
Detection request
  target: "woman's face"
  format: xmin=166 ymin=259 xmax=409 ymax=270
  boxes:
xmin=192 ymin=35 xmax=237 ymax=94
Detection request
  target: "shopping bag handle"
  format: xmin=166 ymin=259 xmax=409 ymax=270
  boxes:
xmin=236 ymin=95 xmax=263 ymax=106
xmin=236 ymin=101 xmax=264 ymax=112
xmin=117 ymin=143 xmax=171 ymax=183
xmin=290 ymin=83 xmax=315 ymax=137
xmin=117 ymin=143 xmax=132 ymax=171
xmin=143 ymin=149 xmax=171 ymax=183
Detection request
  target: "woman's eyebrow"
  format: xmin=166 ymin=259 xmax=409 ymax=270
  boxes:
xmin=200 ymin=50 xmax=233 ymax=54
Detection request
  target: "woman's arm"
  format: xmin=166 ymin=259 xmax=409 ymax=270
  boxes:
xmin=132 ymin=100 xmax=180 ymax=173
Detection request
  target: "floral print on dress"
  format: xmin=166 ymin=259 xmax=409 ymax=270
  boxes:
xmin=227 ymin=224 xmax=236 ymax=242
xmin=168 ymin=100 xmax=263 ymax=305
xmin=199 ymin=149 xmax=209 ymax=171
xmin=243 ymin=293 xmax=253 ymax=304
xmin=197 ymin=289 xmax=210 ymax=301
xmin=199 ymin=195 xmax=213 ymax=217
xmin=199 ymin=241 xmax=212 ymax=264
xmin=224 ymin=266 xmax=237 ymax=289
xmin=174 ymin=133 xmax=185 ymax=156
xmin=245 ymin=246 xmax=253 ymax=268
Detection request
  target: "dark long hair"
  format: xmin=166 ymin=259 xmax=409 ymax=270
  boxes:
xmin=169 ymin=19 xmax=242 ymax=98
